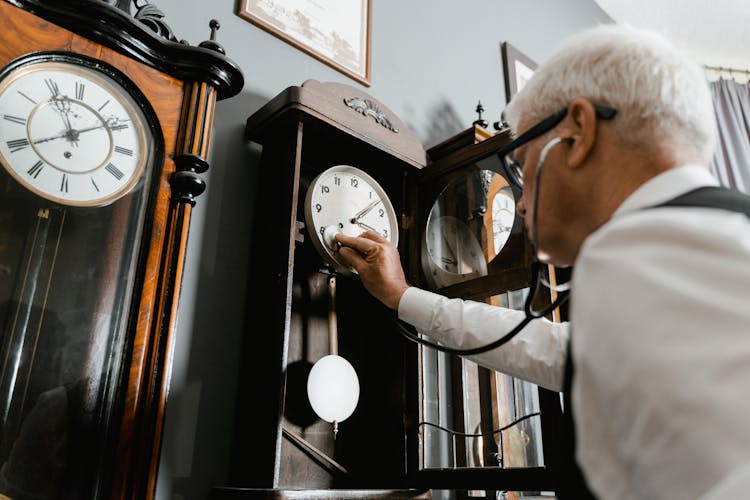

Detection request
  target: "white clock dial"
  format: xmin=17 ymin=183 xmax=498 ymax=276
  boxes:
xmin=492 ymin=188 xmax=516 ymax=254
xmin=0 ymin=58 xmax=150 ymax=206
xmin=425 ymin=215 xmax=487 ymax=287
xmin=304 ymin=165 xmax=399 ymax=274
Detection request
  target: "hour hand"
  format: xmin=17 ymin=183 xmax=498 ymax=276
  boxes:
xmin=355 ymin=221 xmax=378 ymax=233
xmin=32 ymin=131 xmax=69 ymax=145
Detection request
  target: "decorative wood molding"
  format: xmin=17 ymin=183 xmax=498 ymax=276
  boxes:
xmin=343 ymin=96 xmax=399 ymax=133
xmin=3 ymin=0 xmax=243 ymax=99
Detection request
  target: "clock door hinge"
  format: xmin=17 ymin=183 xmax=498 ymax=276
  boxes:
xmin=295 ymin=220 xmax=305 ymax=244
xmin=401 ymin=213 xmax=414 ymax=230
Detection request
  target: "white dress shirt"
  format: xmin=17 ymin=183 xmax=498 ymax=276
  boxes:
xmin=398 ymin=165 xmax=750 ymax=500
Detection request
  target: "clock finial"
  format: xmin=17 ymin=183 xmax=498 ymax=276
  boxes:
xmin=199 ymin=19 xmax=226 ymax=54
xmin=473 ymin=100 xmax=489 ymax=128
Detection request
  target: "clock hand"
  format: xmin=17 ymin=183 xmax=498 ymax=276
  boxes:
xmin=350 ymin=199 xmax=382 ymax=223
xmin=32 ymin=130 xmax=70 ymax=145
xmin=439 ymin=236 xmax=459 ymax=268
xmin=31 ymin=117 xmax=129 ymax=145
xmin=441 ymin=224 xmax=467 ymax=273
xmin=51 ymin=96 xmax=77 ymax=144
xmin=355 ymin=221 xmax=379 ymax=233
xmin=75 ymin=119 xmax=122 ymax=135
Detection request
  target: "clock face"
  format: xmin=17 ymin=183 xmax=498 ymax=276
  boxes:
xmin=424 ymin=214 xmax=487 ymax=287
xmin=0 ymin=57 xmax=151 ymax=206
xmin=304 ymin=164 xmax=399 ymax=274
xmin=492 ymin=187 xmax=515 ymax=254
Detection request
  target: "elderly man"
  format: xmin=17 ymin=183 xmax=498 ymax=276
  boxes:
xmin=336 ymin=24 xmax=750 ymax=500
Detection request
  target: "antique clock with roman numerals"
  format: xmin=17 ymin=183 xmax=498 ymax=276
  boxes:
xmin=0 ymin=54 xmax=150 ymax=207
xmin=0 ymin=1 xmax=242 ymax=499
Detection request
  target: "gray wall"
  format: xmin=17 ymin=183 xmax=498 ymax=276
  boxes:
xmin=153 ymin=1 xmax=612 ymax=499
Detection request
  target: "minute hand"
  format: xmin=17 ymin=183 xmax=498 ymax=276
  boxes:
xmin=32 ymin=118 xmax=128 ymax=145
xmin=350 ymin=199 xmax=382 ymax=222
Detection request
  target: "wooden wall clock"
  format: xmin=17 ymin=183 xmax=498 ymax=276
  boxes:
xmin=219 ymin=81 xmax=562 ymax=498
xmin=0 ymin=1 xmax=243 ymax=499
xmin=223 ymin=80 xmax=426 ymax=497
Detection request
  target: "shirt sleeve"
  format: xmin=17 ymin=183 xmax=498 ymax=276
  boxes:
xmin=398 ymin=287 xmax=569 ymax=391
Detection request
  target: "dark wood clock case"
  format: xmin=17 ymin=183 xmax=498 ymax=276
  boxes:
xmin=223 ymin=81 xmax=562 ymax=498
xmin=0 ymin=1 xmax=243 ymax=499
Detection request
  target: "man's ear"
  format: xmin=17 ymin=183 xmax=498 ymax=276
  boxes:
xmin=562 ymin=98 xmax=597 ymax=169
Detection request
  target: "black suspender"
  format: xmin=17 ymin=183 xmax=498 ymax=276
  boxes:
xmin=653 ymin=186 xmax=750 ymax=215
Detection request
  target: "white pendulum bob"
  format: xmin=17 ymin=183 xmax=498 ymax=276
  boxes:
xmin=306 ymin=273 xmax=360 ymax=437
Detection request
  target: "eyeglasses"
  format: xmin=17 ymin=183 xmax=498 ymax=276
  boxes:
xmin=499 ymin=104 xmax=617 ymax=189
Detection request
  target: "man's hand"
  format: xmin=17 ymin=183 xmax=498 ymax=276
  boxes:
xmin=335 ymin=231 xmax=409 ymax=310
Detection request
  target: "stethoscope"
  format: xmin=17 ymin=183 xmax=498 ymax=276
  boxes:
xmin=396 ymin=136 xmax=571 ymax=355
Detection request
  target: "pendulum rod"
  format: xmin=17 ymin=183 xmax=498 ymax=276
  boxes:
xmin=327 ymin=273 xmax=339 ymax=437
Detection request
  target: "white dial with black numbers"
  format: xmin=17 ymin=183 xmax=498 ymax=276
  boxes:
xmin=304 ymin=164 xmax=398 ymax=274
xmin=0 ymin=58 xmax=150 ymax=206
xmin=492 ymin=187 xmax=515 ymax=254
xmin=424 ymin=214 xmax=488 ymax=287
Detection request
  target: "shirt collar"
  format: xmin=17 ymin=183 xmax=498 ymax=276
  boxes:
xmin=614 ymin=165 xmax=719 ymax=216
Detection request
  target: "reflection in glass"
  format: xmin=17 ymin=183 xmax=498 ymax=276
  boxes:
xmin=491 ymin=187 xmax=515 ymax=255
xmin=419 ymin=163 xmax=549 ymax=496
xmin=420 ymin=288 xmax=545 ymax=478
xmin=0 ymin=181 xmax=149 ymax=497
xmin=423 ymin=169 xmax=516 ymax=288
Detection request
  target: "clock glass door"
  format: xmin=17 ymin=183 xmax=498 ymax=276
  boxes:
xmin=412 ymin=138 xmax=562 ymax=496
xmin=0 ymin=53 xmax=158 ymax=499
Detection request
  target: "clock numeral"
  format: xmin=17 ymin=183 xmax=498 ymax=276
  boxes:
xmin=334 ymin=175 xmax=341 ymax=186
xmin=110 ymin=122 xmax=129 ymax=132
xmin=378 ymin=208 xmax=385 ymax=217
xmin=319 ymin=226 xmax=326 ymax=237
xmin=383 ymin=229 xmax=389 ymax=239
xmin=350 ymin=178 xmax=359 ymax=188
xmin=3 ymin=114 xmax=27 ymax=126
xmin=75 ymin=82 xmax=85 ymax=101
xmin=320 ymin=185 xmax=330 ymax=194
xmin=17 ymin=90 xmax=37 ymax=105
xmin=60 ymin=173 xmax=69 ymax=193
xmin=369 ymin=191 xmax=373 ymax=200
xmin=114 ymin=146 xmax=134 ymax=157
xmin=315 ymin=203 xmax=322 ymax=213
xmin=27 ymin=160 xmax=44 ymax=179
xmin=7 ymin=138 xmax=29 ymax=152
xmin=105 ymin=162 xmax=125 ymax=180
xmin=91 ymin=177 xmax=100 ymax=192
xmin=45 ymin=78 xmax=60 ymax=97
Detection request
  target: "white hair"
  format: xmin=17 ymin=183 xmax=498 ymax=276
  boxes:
xmin=503 ymin=24 xmax=716 ymax=163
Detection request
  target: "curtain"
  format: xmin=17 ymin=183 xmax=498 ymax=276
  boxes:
xmin=709 ymin=79 xmax=750 ymax=194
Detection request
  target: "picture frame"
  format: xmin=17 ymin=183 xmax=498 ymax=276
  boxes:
xmin=501 ymin=42 xmax=537 ymax=103
xmin=237 ymin=0 xmax=372 ymax=86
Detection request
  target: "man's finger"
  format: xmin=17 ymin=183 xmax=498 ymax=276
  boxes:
xmin=358 ymin=230 xmax=388 ymax=244
xmin=336 ymin=232 xmax=378 ymax=254
xmin=338 ymin=246 xmax=366 ymax=272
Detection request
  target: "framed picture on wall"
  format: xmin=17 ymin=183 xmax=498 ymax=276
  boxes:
xmin=501 ymin=42 xmax=537 ymax=102
xmin=237 ymin=0 xmax=372 ymax=86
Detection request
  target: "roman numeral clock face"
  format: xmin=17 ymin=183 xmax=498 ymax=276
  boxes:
xmin=0 ymin=57 xmax=150 ymax=206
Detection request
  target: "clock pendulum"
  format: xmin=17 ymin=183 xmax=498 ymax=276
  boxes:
xmin=306 ymin=271 xmax=359 ymax=438
xmin=304 ymin=164 xmax=399 ymax=436
xmin=0 ymin=2 xmax=243 ymax=495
